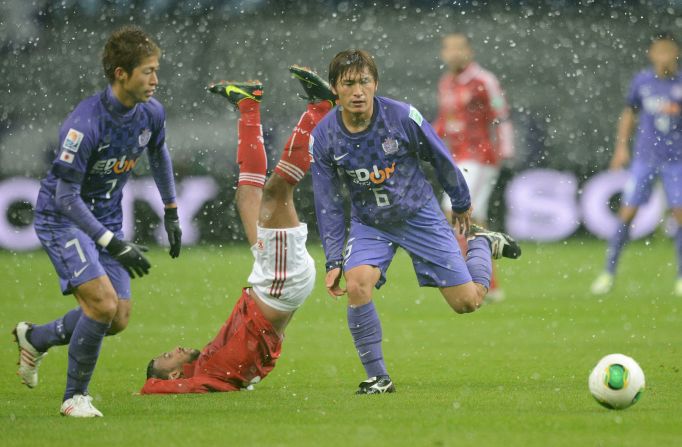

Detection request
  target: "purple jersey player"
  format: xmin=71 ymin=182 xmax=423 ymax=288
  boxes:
xmin=12 ymin=26 xmax=182 ymax=417
xmin=311 ymin=49 xmax=521 ymax=394
xmin=591 ymin=32 xmax=682 ymax=296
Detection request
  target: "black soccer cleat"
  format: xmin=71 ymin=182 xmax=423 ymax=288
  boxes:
xmin=468 ymin=224 xmax=522 ymax=260
xmin=289 ymin=65 xmax=336 ymax=103
xmin=207 ymin=80 xmax=263 ymax=109
xmin=355 ymin=376 xmax=396 ymax=395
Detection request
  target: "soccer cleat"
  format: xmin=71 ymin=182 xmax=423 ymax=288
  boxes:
xmin=468 ymin=224 xmax=522 ymax=260
xmin=289 ymin=65 xmax=336 ymax=103
xmin=207 ymin=80 xmax=263 ymax=109
xmin=12 ymin=322 xmax=46 ymax=388
xmin=355 ymin=376 xmax=396 ymax=395
xmin=591 ymin=272 xmax=614 ymax=295
xmin=60 ymin=394 xmax=103 ymax=418
xmin=674 ymin=278 xmax=682 ymax=297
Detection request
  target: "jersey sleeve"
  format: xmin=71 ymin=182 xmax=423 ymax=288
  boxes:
xmin=51 ymin=107 xmax=110 ymax=241
xmin=626 ymin=74 xmax=642 ymax=110
xmin=311 ymin=128 xmax=346 ymax=269
xmin=140 ymin=375 xmax=239 ymax=394
xmin=404 ymin=105 xmax=471 ymax=213
xmin=55 ymin=180 xmax=109 ymax=241
xmin=50 ymin=113 xmax=98 ymax=184
xmin=146 ymin=103 xmax=177 ymax=205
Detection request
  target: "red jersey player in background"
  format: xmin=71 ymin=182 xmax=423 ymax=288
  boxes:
xmin=433 ymin=32 xmax=515 ymax=302
xmin=139 ymin=66 xmax=335 ymax=394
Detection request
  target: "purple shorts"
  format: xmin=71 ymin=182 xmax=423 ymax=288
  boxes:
xmin=623 ymin=160 xmax=682 ymax=208
xmin=34 ymin=224 xmax=131 ymax=298
xmin=343 ymin=204 xmax=471 ymax=289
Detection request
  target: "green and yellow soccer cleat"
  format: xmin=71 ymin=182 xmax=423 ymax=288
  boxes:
xmin=207 ymin=80 xmax=263 ymax=108
xmin=289 ymin=65 xmax=336 ymax=103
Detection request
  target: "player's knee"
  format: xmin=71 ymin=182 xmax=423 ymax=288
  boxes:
xmin=448 ymin=292 xmax=482 ymax=314
xmin=346 ymin=278 xmax=373 ymax=302
xmin=90 ymin=290 xmax=119 ymax=322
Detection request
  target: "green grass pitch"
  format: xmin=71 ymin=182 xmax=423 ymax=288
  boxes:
xmin=1 ymin=238 xmax=681 ymax=446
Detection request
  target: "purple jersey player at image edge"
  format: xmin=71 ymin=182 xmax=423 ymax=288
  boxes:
xmin=12 ymin=26 xmax=182 ymax=418
xmin=591 ymin=31 xmax=682 ymax=297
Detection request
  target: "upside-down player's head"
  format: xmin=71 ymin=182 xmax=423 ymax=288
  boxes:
xmin=648 ymin=31 xmax=679 ymax=76
xmin=441 ymin=32 xmax=473 ymax=73
xmin=328 ymin=49 xmax=379 ymax=117
xmin=102 ymin=26 xmax=161 ymax=105
xmin=146 ymin=347 xmax=201 ymax=380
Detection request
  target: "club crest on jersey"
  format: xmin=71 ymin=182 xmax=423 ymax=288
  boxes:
xmin=138 ymin=128 xmax=152 ymax=147
xmin=63 ymin=128 xmax=84 ymax=152
xmin=382 ymin=137 xmax=399 ymax=155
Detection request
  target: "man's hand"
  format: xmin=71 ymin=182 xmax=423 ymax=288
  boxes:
xmin=452 ymin=206 xmax=473 ymax=237
xmin=163 ymin=207 xmax=182 ymax=258
xmin=325 ymin=267 xmax=346 ymax=298
xmin=107 ymin=238 xmax=151 ymax=278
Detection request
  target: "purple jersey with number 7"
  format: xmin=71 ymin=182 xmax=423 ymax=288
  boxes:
xmin=35 ymin=85 xmax=175 ymax=239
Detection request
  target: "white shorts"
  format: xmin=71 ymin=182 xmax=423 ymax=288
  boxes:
xmin=248 ymin=223 xmax=315 ymax=312
xmin=442 ymin=160 xmax=500 ymax=222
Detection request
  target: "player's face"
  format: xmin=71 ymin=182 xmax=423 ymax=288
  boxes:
xmin=116 ymin=55 xmax=160 ymax=106
xmin=332 ymin=68 xmax=377 ymax=117
xmin=441 ymin=35 xmax=473 ymax=72
xmin=153 ymin=346 xmax=200 ymax=378
xmin=649 ymin=39 xmax=679 ymax=75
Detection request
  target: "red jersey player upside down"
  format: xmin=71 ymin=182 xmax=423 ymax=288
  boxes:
xmin=140 ymin=67 xmax=335 ymax=394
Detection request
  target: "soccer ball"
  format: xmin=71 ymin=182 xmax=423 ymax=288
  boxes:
xmin=588 ymin=353 xmax=645 ymax=410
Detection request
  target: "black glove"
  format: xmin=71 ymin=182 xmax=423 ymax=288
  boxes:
xmin=163 ymin=207 xmax=182 ymax=258
xmin=107 ymin=237 xmax=151 ymax=278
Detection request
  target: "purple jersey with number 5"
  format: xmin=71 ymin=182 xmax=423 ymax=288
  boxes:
xmin=311 ymin=96 xmax=470 ymax=265
xmin=627 ymin=69 xmax=682 ymax=164
xmin=35 ymin=86 xmax=168 ymax=237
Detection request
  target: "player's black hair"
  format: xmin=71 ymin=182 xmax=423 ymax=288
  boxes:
xmin=102 ymin=25 xmax=160 ymax=83
xmin=328 ymin=49 xmax=379 ymax=87
xmin=651 ymin=31 xmax=677 ymax=46
xmin=146 ymin=358 xmax=159 ymax=379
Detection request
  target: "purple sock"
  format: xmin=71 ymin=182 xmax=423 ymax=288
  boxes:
xmin=467 ymin=237 xmax=492 ymax=289
xmin=675 ymin=225 xmax=682 ymax=278
xmin=606 ymin=221 xmax=630 ymax=275
xmin=27 ymin=308 xmax=82 ymax=352
xmin=347 ymin=302 xmax=387 ymax=379
xmin=64 ymin=314 xmax=110 ymax=401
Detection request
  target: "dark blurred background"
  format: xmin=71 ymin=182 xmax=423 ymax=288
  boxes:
xmin=1 ymin=0 xmax=679 ymax=246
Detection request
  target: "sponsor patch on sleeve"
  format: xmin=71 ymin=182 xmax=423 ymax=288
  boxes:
xmin=63 ymin=128 xmax=84 ymax=152
xmin=59 ymin=150 xmax=75 ymax=164
xmin=308 ymin=134 xmax=315 ymax=157
xmin=408 ymin=106 xmax=424 ymax=126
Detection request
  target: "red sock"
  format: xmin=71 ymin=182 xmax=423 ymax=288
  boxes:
xmin=274 ymin=100 xmax=333 ymax=185
xmin=236 ymin=99 xmax=266 ymax=187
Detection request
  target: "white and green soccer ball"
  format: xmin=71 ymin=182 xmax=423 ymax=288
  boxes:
xmin=588 ymin=353 xmax=645 ymax=410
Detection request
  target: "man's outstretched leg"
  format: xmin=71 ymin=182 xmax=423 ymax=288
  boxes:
xmin=208 ymin=69 xmax=332 ymax=334
xmin=440 ymin=224 xmax=521 ymax=313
